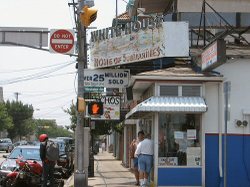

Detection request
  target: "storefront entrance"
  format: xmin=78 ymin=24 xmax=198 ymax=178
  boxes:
xmin=157 ymin=113 xmax=202 ymax=186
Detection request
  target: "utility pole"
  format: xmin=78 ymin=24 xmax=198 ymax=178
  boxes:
xmin=74 ymin=0 xmax=87 ymax=186
xmin=74 ymin=1 xmax=97 ymax=186
xmin=14 ymin=92 xmax=20 ymax=102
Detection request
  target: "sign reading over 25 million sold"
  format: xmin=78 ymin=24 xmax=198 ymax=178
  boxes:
xmin=84 ymin=69 xmax=130 ymax=88
xmin=49 ymin=29 xmax=74 ymax=54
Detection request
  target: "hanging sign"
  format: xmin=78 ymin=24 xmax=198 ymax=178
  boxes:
xmin=201 ymin=39 xmax=226 ymax=71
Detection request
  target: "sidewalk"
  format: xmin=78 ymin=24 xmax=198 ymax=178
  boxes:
xmin=65 ymin=151 xmax=136 ymax=187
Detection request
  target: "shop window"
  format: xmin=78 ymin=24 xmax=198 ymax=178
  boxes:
xmin=158 ymin=113 xmax=201 ymax=167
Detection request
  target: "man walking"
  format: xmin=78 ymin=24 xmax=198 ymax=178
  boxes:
xmin=135 ymin=132 xmax=154 ymax=187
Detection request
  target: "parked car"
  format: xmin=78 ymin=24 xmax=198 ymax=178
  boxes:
xmin=0 ymin=145 xmax=42 ymax=185
xmin=0 ymin=145 xmax=64 ymax=187
xmin=0 ymin=138 xmax=13 ymax=153
xmin=7 ymin=140 xmax=28 ymax=153
xmin=56 ymin=137 xmax=74 ymax=149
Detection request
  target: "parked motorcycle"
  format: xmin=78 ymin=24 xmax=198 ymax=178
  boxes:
xmin=2 ymin=159 xmax=64 ymax=187
xmin=57 ymin=153 xmax=74 ymax=178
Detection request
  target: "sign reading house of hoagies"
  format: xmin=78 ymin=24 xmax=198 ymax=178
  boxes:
xmin=89 ymin=20 xmax=189 ymax=69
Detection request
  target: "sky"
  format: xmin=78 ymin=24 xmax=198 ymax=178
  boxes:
xmin=0 ymin=0 xmax=127 ymax=127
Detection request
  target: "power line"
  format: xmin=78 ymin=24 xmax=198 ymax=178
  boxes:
xmin=34 ymin=100 xmax=72 ymax=117
xmin=31 ymin=71 xmax=77 ymax=81
xmin=0 ymin=61 xmax=75 ymax=85
xmin=32 ymin=92 xmax=74 ymax=105
xmin=0 ymin=61 xmax=75 ymax=74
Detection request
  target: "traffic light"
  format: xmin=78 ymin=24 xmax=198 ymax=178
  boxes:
xmin=88 ymin=101 xmax=103 ymax=115
xmin=77 ymin=97 xmax=86 ymax=113
xmin=80 ymin=6 xmax=97 ymax=27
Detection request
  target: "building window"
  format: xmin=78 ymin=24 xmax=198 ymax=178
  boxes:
xmin=160 ymin=85 xmax=201 ymax=97
xmin=182 ymin=86 xmax=201 ymax=96
xmin=158 ymin=113 xmax=201 ymax=166
xmin=160 ymin=86 xmax=178 ymax=96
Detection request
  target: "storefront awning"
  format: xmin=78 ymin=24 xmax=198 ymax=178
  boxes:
xmin=126 ymin=96 xmax=207 ymax=119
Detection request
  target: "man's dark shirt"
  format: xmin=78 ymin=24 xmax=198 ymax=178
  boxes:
xmin=40 ymin=141 xmax=47 ymax=162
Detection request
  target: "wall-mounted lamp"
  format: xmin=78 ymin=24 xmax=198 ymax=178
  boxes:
xmin=236 ymin=120 xmax=242 ymax=127
xmin=235 ymin=120 xmax=248 ymax=127
xmin=243 ymin=120 xmax=248 ymax=127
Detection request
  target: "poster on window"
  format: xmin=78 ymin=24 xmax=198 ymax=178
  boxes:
xmin=158 ymin=157 xmax=167 ymax=166
xmin=166 ymin=157 xmax=178 ymax=166
xmin=187 ymin=147 xmax=201 ymax=166
xmin=174 ymin=131 xmax=184 ymax=139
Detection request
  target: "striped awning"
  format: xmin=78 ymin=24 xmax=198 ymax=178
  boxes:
xmin=126 ymin=96 xmax=207 ymax=119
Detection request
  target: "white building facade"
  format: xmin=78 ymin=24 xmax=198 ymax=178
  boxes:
xmin=125 ymin=66 xmax=223 ymax=186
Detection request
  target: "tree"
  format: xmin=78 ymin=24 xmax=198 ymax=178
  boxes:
xmin=35 ymin=119 xmax=73 ymax=138
xmin=0 ymin=103 xmax=13 ymax=131
xmin=63 ymin=102 xmax=77 ymax=131
xmin=5 ymin=100 xmax=34 ymax=140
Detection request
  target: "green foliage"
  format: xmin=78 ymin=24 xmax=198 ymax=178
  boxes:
xmin=0 ymin=103 xmax=13 ymax=131
xmin=5 ymin=100 xmax=34 ymax=139
xmin=112 ymin=122 xmax=123 ymax=134
xmin=35 ymin=119 xmax=73 ymax=138
xmin=22 ymin=118 xmax=36 ymax=136
xmin=91 ymin=121 xmax=112 ymax=136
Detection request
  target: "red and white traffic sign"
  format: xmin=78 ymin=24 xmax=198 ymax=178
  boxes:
xmin=49 ymin=29 xmax=74 ymax=54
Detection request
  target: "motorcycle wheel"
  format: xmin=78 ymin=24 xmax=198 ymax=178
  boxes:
xmin=55 ymin=179 xmax=64 ymax=187
xmin=4 ymin=178 xmax=16 ymax=187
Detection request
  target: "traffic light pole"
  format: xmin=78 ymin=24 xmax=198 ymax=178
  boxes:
xmin=74 ymin=0 xmax=87 ymax=186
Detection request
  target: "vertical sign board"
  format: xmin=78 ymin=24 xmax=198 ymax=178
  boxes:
xmin=87 ymin=96 xmax=120 ymax=120
xmin=49 ymin=29 xmax=74 ymax=54
xmin=201 ymin=39 xmax=226 ymax=71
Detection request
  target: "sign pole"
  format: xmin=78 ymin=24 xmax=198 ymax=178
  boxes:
xmin=74 ymin=0 xmax=87 ymax=186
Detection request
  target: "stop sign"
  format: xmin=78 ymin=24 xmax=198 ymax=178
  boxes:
xmin=49 ymin=29 xmax=74 ymax=54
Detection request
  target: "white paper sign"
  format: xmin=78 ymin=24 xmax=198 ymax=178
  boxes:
xmin=166 ymin=157 xmax=178 ymax=166
xmin=187 ymin=147 xmax=201 ymax=166
xmin=174 ymin=131 xmax=184 ymax=139
xmin=187 ymin=129 xmax=197 ymax=140
xmin=158 ymin=157 xmax=167 ymax=166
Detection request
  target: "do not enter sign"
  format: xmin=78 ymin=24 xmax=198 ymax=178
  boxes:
xmin=49 ymin=29 xmax=74 ymax=54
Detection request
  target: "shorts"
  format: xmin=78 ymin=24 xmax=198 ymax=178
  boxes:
xmin=133 ymin=157 xmax=138 ymax=168
xmin=138 ymin=154 xmax=153 ymax=174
